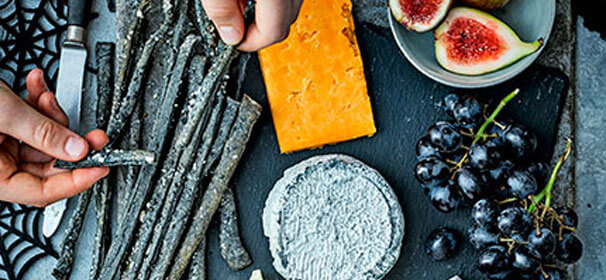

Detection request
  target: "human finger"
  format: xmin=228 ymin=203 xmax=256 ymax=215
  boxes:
xmin=20 ymin=146 xmax=53 ymax=163
xmin=202 ymin=0 xmax=245 ymax=45
xmin=0 ymin=166 xmax=109 ymax=207
xmin=0 ymin=138 xmax=19 ymax=179
xmin=19 ymin=161 xmax=62 ymax=177
xmin=84 ymin=129 xmax=109 ymax=150
xmin=21 ymin=128 xmax=107 ymax=164
xmin=25 ymin=68 xmax=48 ymax=106
xmin=0 ymin=137 xmax=18 ymax=164
xmin=19 ymin=129 xmax=108 ymax=177
xmin=0 ymin=147 xmax=18 ymax=179
xmin=20 ymin=91 xmax=71 ymax=163
xmin=37 ymin=91 xmax=69 ymax=126
xmin=0 ymin=93 xmax=89 ymax=162
xmin=238 ymin=0 xmax=300 ymax=52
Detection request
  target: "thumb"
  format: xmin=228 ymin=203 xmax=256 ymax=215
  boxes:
xmin=202 ymin=0 xmax=244 ymax=45
xmin=0 ymin=90 xmax=88 ymax=162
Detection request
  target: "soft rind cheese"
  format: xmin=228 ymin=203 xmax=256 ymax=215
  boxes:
xmin=258 ymin=0 xmax=376 ymax=153
xmin=263 ymin=155 xmax=405 ymax=280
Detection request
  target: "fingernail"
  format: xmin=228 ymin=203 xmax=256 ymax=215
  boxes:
xmin=65 ymin=136 xmax=85 ymax=158
xmin=219 ymin=26 xmax=241 ymax=45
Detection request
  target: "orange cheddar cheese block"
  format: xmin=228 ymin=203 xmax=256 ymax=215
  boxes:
xmin=258 ymin=0 xmax=376 ymax=153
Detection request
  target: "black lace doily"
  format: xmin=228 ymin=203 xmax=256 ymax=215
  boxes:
xmin=0 ymin=203 xmax=57 ymax=280
xmin=0 ymin=0 xmax=67 ymax=95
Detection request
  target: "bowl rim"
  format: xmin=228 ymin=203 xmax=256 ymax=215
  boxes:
xmin=387 ymin=2 xmax=556 ymax=89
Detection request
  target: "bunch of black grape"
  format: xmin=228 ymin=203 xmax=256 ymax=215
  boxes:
xmin=469 ymin=138 xmax=582 ymax=280
xmin=469 ymin=198 xmax=582 ymax=279
xmin=414 ymin=91 xmax=544 ymax=211
xmin=414 ymin=90 xmax=583 ymax=279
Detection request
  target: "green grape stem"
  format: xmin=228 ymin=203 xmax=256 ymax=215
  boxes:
xmin=529 ymin=138 xmax=573 ymax=214
xmin=449 ymin=89 xmax=521 ymax=179
xmin=498 ymin=197 xmax=518 ymax=204
xmin=473 ymin=89 xmax=520 ymax=145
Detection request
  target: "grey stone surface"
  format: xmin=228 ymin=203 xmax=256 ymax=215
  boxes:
xmin=537 ymin=0 xmax=576 ymax=210
xmin=574 ymin=17 xmax=606 ymax=280
xmin=352 ymin=0 xmax=389 ymax=29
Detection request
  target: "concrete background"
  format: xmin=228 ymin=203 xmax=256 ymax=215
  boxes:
xmin=574 ymin=12 xmax=606 ymax=280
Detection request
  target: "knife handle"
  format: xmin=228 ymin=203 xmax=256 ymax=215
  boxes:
xmin=68 ymin=0 xmax=91 ymax=27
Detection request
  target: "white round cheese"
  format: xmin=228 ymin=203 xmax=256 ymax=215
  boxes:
xmin=263 ymin=154 xmax=405 ymax=280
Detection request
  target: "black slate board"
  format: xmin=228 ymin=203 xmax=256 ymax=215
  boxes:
xmin=207 ymin=25 xmax=568 ymax=280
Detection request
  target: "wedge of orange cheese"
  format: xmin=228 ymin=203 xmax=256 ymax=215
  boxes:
xmin=258 ymin=0 xmax=376 ymax=153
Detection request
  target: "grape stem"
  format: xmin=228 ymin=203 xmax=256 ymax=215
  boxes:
xmin=449 ymin=89 xmax=520 ymax=179
xmin=528 ymin=138 xmax=573 ymax=214
xmin=539 ymin=266 xmax=549 ymax=279
xmin=499 ymin=237 xmax=528 ymax=245
xmin=497 ymin=197 xmax=518 ymax=204
xmin=473 ymin=89 xmax=519 ymax=145
xmin=492 ymin=120 xmax=506 ymax=130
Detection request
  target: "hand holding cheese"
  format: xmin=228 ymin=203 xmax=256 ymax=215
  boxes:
xmin=202 ymin=0 xmax=303 ymax=51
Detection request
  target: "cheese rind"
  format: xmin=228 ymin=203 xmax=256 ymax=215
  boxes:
xmin=258 ymin=0 xmax=376 ymax=153
xmin=262 ymin=155 xmax=405 ymax=279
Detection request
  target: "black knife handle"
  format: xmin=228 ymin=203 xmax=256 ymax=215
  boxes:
xmin=68 ymin=0 xmax=91 ymax=26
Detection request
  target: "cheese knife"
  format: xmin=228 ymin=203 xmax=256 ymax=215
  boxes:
xmin=43 ymin=0 xmax=92 ymax=238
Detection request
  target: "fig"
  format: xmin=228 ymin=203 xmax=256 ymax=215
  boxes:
xmin=434 ymin=7 xmax=543 ymax=76
xmin=389 ymin=0 xmax=453 ymax=32
xmin=460 ymin=0 xmax=511 ymax=10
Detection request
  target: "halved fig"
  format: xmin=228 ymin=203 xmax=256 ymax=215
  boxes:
xmin=460 ymin=0 xmax=511 ymax=10
xmin=389 ymin=0 xmax=453 ymax=33
xmin=434 ymin=7 xmax=543 ymax=76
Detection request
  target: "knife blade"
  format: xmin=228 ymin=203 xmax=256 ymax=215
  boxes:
xmin=43 ymin=0 xmax=91 ymax=238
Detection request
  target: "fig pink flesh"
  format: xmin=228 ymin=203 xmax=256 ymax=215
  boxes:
xmin=399 ymin=0 xmax=444 ymax=24
xmin=441 ymin=17 xmax=508 ymax=65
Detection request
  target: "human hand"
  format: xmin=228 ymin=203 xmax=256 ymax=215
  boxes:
xmin=202 ymin=0 xmax=302 ymax=51
xmin=0 ymin=69 xmax=109 ymax=207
